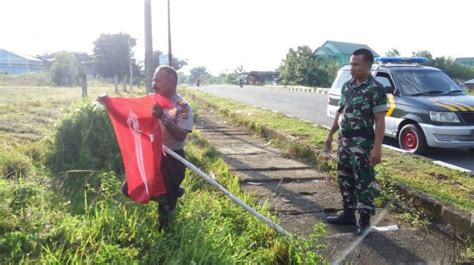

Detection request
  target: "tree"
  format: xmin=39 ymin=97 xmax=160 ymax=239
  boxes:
xmin=317 ymin=57 xmax=339 ymax=85
xmin=413 ymin=50 xmax=474 ymax=80
xmin=222 ymin=66 xmax=246 ymax=84
xmin=93 ymin=33 xmax=137 ymax=81
xmin=172 ymin=58 xmax=188 ymax=71
xmin=413 ymin=50 xmax=433 ymax=60
xmin=279 ymin=46 xmax=331 ymax=87
xmin=49 ymin=52 xmax=79 ymax=86
xmin=177 ymin=72 xmax=189 ymax=84
xmin=189 ymin=66 xmax=210 ymax=84
xmin=385 ymin=48 xmax=400 ymax=57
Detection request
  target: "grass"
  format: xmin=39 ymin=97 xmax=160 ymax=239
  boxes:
xmin=0 ymin=84 xmax=327 ymax=264
xmin=181 ymin=88 xmax=474 ymax=213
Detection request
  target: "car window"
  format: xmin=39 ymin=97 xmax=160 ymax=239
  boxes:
xmin=375 ymin=74 xmax=393 ymax=88
xmin=330 ymin=69 xmax=351 ymax=94
xmin=392 ymin=69 xmax=461 ymax=96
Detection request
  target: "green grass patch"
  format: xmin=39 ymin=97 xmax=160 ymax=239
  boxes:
xmin=1 ymin=86 xmax=327 ymax=264
xmin=181 ymin=88 xmax=474 ymax=213
xmin=0 ymin=84 xmax=131 ymax=144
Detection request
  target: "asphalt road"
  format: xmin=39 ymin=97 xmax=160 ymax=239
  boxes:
xmin=193 ymin=85 xmax=474 ymax=173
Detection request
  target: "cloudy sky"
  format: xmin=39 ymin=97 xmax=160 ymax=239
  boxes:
xmin=1 ymin=0 xmax=472 ymax=74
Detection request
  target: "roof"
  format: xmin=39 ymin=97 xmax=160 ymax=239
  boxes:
xmin=0 ymin=48 xmax=41 ymax=62
xmin=465 ymin=79 xmax=474 ymax=85
xmin=454 ymin=57 xmax=474 ymax=64
xmin=316 ymin=40 xmax=380 ymax=57
xmin=340 ymin=64 xmax=439 ymax=71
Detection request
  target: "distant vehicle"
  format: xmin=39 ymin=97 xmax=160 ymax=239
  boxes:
xmin=327 ymin=57 xmax=474 ymax=154
xmin=239 ymin=78 xmax=244 ymax=88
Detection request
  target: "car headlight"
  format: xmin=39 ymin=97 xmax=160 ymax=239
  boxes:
xmin=429 ymin=111 xmax=460 ymax=123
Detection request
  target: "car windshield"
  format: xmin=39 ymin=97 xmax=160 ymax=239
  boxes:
xmin=392 ymin=69 xmax=462 ymax=96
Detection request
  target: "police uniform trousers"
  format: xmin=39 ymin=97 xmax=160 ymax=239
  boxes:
xmin=158 ymin=149 xmax=186 ymax=226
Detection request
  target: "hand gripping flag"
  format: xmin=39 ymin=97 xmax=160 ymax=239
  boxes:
xmin=104 ymin=94 xmax=173 ymax=203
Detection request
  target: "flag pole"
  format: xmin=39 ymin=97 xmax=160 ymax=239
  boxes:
xmin=163 ymin=145 xmax=290 ymax=236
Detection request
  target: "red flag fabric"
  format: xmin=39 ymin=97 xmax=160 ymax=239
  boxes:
xmin=104 ymin=94 xmax=173 ymax=203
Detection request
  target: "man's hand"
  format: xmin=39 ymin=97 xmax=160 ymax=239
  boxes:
xmin=96 ymin=94 xmax=108 ymax=105
xmin=370 ymin=146 xmax=382 ymax=166
xmin=325 ymin=135 xmax=333 ymax=153
xmin=152 ymin=104 xmax=164 ymax=119
xmin=325 ymin=111 xmax=340 ymax=153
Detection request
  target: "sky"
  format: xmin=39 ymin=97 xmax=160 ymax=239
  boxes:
xmin=1 ymin=0 xmax=473 ymax=74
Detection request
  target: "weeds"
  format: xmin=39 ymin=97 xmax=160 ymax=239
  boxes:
xmin=1 ymin=90 xmax=327 ymax=264
xmin=182 ymin=88 xmax=474 ymax=213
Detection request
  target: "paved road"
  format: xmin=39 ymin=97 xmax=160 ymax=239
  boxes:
xmin=194 ymin=85 xmax=474 ymax=172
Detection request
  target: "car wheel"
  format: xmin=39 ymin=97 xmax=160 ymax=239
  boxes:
xmin=398 ymin=124 xmax=427 ymax=154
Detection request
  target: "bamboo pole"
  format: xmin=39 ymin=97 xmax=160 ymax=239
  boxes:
xmin=163 ymin=146 xmax=290 ymax=236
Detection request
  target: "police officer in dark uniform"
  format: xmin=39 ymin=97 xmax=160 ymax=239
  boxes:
xmin=152 ymin=65 xmax=194 ymax=230
xmin=324 ymin=48 xmax=387 ymax=236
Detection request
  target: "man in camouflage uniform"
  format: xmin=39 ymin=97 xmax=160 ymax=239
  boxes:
xmin=324 ymin=48 xmax=387 ymax=236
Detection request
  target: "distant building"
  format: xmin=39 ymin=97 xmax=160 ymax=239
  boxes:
xmin=454 ymin=57 xmax=474 ymax=68
xmin=0 ymin=48 xmax=44 ymax=74
xmin=465 ymin=79 xmax=474 ymax=91
xmin=313 ymin=40 xmax=379 ymax=65
xmin=245 ymin=71 xmax=278 ymax=85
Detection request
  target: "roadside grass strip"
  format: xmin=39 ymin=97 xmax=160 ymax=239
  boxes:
xmin=181 ymin=88 xmax=474 ymax=214
xmin=0 ymin=85 xmax=327 ymax=264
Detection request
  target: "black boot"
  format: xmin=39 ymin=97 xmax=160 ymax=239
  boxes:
xmin=326 ymin=207 xmax=356 ymax=225
xmin=120 ymin=181 xmax=130 ymax=198
xmin=356 ymin=213 xmax=371 ymax=237
xmin=158 ymin=203 xmax=170 ymax=232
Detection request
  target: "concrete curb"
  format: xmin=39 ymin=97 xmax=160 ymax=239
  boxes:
xmin=263 ymin=85 xmax=330 ymax=94
xmin=201 ymin=84 xmax=330 ymax=94
xmin=188 ymin=92 xmax=473 ymax=241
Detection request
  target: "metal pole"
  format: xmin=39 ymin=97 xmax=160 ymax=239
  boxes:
xmin=129 ymin=43 xmax=133 ymax=89
xmin=167 ymin=0 xmax=173 ymax=67
xmin=144 ymin=0 xmax=154 ymax=93
xmin=163 ymin=146 xmax=290 ymax=236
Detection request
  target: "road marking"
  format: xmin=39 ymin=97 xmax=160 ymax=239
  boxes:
xmin=432 ymin=160 xmax=473 ymax=174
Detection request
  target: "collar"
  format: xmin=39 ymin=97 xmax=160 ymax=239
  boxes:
xmin=348 ymin=74 xmax=374 ymax=89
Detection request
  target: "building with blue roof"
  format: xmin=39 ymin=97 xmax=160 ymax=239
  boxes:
xmin=0 ymin=48 xmax=44 ymax=75
xmin=313 ymin=40 xmax=379 ymax=65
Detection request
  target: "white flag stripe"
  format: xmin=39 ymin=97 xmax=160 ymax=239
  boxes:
xmin=127 ymin=111 xmax=150 ymax=195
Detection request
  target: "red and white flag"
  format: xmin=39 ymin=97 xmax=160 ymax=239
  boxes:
xmin=104 ymin=94 xmax=173 ymax=203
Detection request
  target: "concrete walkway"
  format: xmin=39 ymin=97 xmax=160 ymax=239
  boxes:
xmin=196 ymin=110 xmax=459 ymax=264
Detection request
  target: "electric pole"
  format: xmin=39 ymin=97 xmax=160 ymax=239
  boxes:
xmin=144 ymin=0 xmax=153 ymax=93
xmin=167 ymin=0 xmax=173 ymax=67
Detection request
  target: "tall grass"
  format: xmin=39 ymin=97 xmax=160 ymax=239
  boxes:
xmin=1 ymin=98 xmax=327 ymax=264
xmin=0 ymin=72 xmax=53 ymax=86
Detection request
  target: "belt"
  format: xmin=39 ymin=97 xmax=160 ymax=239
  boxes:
xmin=340 ymin=128 xmax=375 ymax=139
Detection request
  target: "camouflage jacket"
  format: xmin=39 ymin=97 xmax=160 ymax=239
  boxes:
xmin=338 ymin=74 xmax=387 ymax=145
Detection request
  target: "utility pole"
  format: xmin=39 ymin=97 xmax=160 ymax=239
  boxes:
xmin=128 ymin=38 xmax=133 ymax=90
xmin=144 ymin=0 xmax=153 ymax=93
xmin=129 ymin=55 xmax=133 ymax=89
xmin=167 ymin=0 xmax=173 ymax=67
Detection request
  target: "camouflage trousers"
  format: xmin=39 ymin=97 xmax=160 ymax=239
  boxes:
xmin=336 ymin=141 xmax=375 ymax=216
